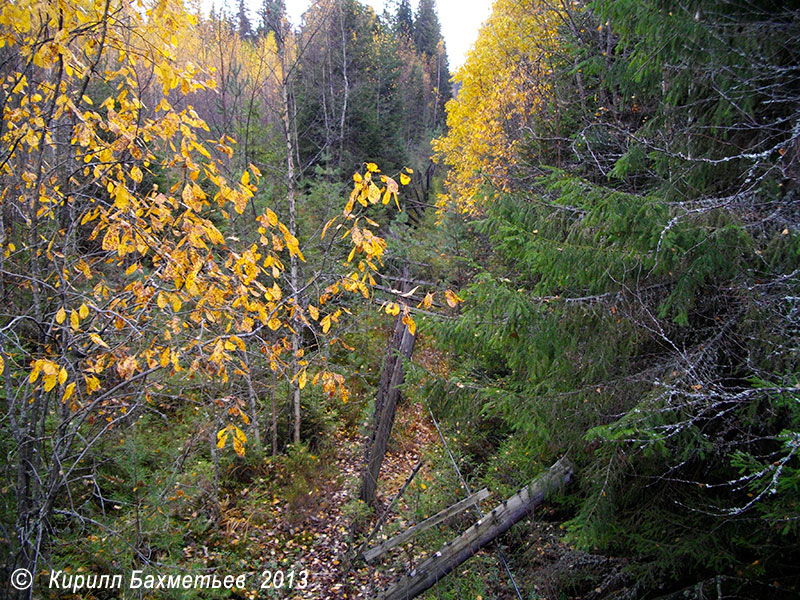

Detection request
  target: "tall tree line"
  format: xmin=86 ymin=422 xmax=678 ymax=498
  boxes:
xmin=428 ymin=0 xmax=800 ymax=597
xmin=209 ymin=0 xmax=452 ymax=178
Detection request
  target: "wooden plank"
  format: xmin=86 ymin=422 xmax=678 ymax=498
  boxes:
xmin=364 ymin=488 xmax=490 ymax=563
xmin=380 ymin=456 xmax=574 ymax=600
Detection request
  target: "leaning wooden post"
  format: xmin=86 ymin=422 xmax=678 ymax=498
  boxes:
xmin=359 ymin=265 xmax=416 ymax=506
xmin=380 ymin=456 xmax=575 ymax=600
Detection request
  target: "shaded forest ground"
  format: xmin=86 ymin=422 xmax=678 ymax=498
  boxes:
xmin=206 ymin=399 xmax=438 ymax=600
xmin=198 ymin=372 xmax=609 ymax=600
xmin=202 ymin=386 xmax=588 ymax=600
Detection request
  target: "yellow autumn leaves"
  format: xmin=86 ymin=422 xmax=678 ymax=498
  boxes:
xmin=28 ymin=360 xmax=77 ymax=405
xmin=433 ymin=0 xmax=558 ymax=213
xmin=5 ymin=0 xmax=437 ymax=468
xmin=56 ymin=303 xmax=90 ymax=331
xmin=217 ymin=424 xmax=248 ymax=457
xmin=29 ymin=359 xmax=67 ymax=393
xmin=402 ymin=313 xmax=416 ymax=336
xmin=444 ymin=289 xmax=464 ymax=308
xmin=381 ymin=287 xmax=464 ymax=339
xmin=346 ymin=163 xmax=412 ymax=215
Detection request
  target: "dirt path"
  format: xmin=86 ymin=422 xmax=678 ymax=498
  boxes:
xmin=247 ymin=400 xmax=436 ymax=600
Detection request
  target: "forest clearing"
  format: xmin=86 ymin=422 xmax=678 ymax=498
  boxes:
xmin=1 ymin=0 xmax=798 ymax=598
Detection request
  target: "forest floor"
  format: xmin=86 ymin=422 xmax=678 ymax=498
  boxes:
xmin=295 ymin=399 xmax=438 ymax=600
xmin=218 ymin=399 xmax=440 ymax=600
xmin=206 ymin=392 xmax=589 ymax=600
xmin=210 ymin=340 xmax=580 ymax=600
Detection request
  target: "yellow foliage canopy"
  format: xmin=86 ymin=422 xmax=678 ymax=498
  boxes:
xmin=0 ymin=0 xmax=405 ymax=457
xmin=432 ymin=0 xmax=560 ymax=214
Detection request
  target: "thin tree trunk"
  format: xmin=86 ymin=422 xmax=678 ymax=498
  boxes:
xmin=281 ymin=51 xmax=302 ymax=445
xmin=271 ymin=368 xmax=278 ymax=456
xmin=338 ymin=0 xmax=349 ymax=166
xmin=242 ymin=351 xmax=261 ymax=452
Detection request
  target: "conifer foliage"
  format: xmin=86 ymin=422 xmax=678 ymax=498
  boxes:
xmin=432 ymin=0 xmax=800 ymax=596
xmin=3 ymin=0 xmax=796 ymax=597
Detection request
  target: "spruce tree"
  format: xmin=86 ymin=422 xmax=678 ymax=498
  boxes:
xmin=396 ymin=0 xmax=413 ymax=39
xmin=413 ymin=0 xmax=442 ymax=56
xmin=259 ymin=0 xmax=285 ymax=47
xmin=429 ymin=0 xmax=800 ymax=596
xmin=237 ymin=0 xmax=252 ymax=39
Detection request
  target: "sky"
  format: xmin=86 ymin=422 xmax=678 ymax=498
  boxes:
xmin=282 ymin=0 xmax=493 ymax=70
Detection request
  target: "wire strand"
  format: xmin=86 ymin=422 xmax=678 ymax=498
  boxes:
xmin=427 ymin=405 xmax=524 ymax=600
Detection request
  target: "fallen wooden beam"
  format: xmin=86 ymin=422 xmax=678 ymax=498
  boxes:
xmin=380 ymin=456 xmax=575 ymax=600
xmin=364 ymin=488 xmax=490 ymax=563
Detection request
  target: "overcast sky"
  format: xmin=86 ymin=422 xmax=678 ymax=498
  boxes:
xmin=281 ymin=0 xmax=492 ymax=69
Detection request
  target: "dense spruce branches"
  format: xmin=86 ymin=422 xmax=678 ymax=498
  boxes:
xmin=429 ymin=0 xmax=799 ymax=597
